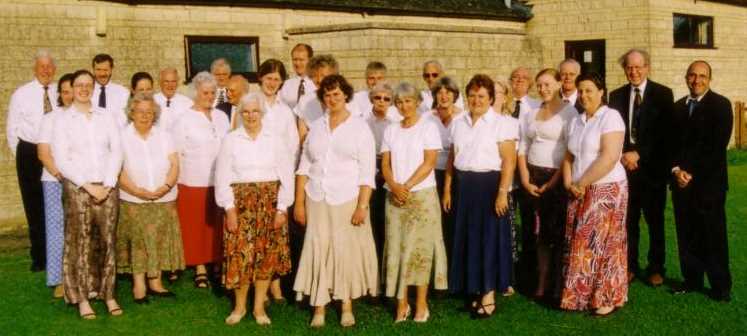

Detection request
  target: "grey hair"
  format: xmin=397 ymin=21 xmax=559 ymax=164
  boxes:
xmin=618 ymin=48 xmax=650 ymax=68
xmin=308 ymin=54 xmax=338 ymax=72
xmin=558 ymin=58 xmax=581 ymax=72
xmin=429 ymin=76 xmax=460 ymax=108
xmin=159 ymin=67 xmax=178 ymax=79
xmin=393 ymin=82 xmax=422 ymax=103
xmin=34 ymin=49 xmax=55 ymax=66
xmin=235 ymin=92 xmax=266 ymax=120
xmin=368 ymin=83 xmax=393 ymax=103
xmin=422 ymin=60 xmax=443 ymax=73
xmin=192 ymin=71 xmax=217 ymax=91
xmin=127 ymin=92 xmax=161 ymax=124
xmin=210 ymin=58 xmax=232 ymax=73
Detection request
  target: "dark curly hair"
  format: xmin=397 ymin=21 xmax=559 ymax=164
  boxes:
xmin=316 ymin=74 xmax=354 ymax=104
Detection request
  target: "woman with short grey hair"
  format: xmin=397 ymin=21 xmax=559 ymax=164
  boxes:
xmin=381 ymin=81 xmax=447 ymax=323
xmin=116 ymin=92 xmax=184 ymax=303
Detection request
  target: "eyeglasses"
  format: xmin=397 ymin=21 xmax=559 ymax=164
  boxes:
xmin=422 ymin=73 xmax=440 ymax=79
xmin=373 ymin=96 xmax=392 ymax=102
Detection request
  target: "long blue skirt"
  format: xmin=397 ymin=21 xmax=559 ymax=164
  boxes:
xmin=449 ymin=170 xmax=512 ymax=295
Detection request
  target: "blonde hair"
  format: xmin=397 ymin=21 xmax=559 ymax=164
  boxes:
xmin=494 ymin=80 xmax=514 ymax=116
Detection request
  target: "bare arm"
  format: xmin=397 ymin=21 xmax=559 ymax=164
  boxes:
xmin=403 ymin=150 xmax=438 ymax=190
xmin=37 ymin=143 xmax=61 ymax=179
xmin=442 ymin=146 xmax=455 ymax=212
xmin=576 ymin=131 xmax=624 ymax=188
xmin=495 ymin=140 xmax=516 ymax=216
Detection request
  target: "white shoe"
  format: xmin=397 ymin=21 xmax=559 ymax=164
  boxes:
xmin=225 ymin=311 xmax=246 ymax=325
xmin=340 ymin=311 xmax=356 ymax=327
xmin=254 ymin=313 xmax=271 ymax=325
xmin=310 ymin=313 xmax=325 ymax=328
xmin=413 ymin=308 xmax=430 ymax=323
xmin=394 ymin=304 xmax=411 ymax=323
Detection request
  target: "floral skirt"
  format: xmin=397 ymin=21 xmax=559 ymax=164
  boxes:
xmin=222 ymin=182 xmax=291 ymax=290
xmin=560 ymin=180 xmax=628 ymax=310
xmin=116 ymin=201 xmax=185 ymax=276
xmin=383 ymin=187 xmax=448 ymax=299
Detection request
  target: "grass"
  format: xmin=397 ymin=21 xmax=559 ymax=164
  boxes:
xmin=1 ymin=151 xmax=746 ymax=335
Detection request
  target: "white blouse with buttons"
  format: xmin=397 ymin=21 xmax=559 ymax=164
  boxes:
xmin=214 ymin=127 xmax=295 ymax=210
xmin=119 ymin=124 xmax=178 ymax=203
xmin=37 ymin=109 xmax=63 ymax=182
xmin=426 ymin=109 xmax=464 ymax=171
xmin=380 ymin=116 xmax=441 ymax=191
xmin=171 ymin=107 xmax=230 ymax=187
xmin=450 ymin=108 xmax=519 ymax=172
xmin=566 ymin=105 xmax=627 ymax=184
xmin=296 ymin=114 xmax=376 ymax=205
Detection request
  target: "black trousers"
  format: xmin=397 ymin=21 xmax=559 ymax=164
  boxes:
xmin=370 ymin=172 xmax=386 ymax=265
xmin=672 ymin=185 xmax=731 ymax=296
xmin=515 ymin=188 xmax=537 ymax=294
xmin=16 ymin=139 xmax=46 ymax=268
xmin=626 ymin=169 xmax=667 ymax=275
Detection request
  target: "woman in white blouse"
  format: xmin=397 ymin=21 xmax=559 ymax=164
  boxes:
xmin=115 ymin=93 xmax=184 ymax=304
xmin=560 ymin=72 xmax=628 ymax=316
xmin=37 ymin=72 xmax=73 ymax=298
xmin=293 ymin=74 xmax=378 ymax=328
xmin=172 ymin=71 xmax=230 ymax=288
xmin=255 ymin=58 xmax=300 ymax=304
xmin=442 ymin=74 xmax=518 ymax=318
xmin=51 ymin=69 xmax=123 ymax=319
xmin=427 ymin=76 xmax=464 ymax=261
xmin=215 ymin=93 xmax=294 ymax=326
xmin=381 ymin=82 xmax=447 ymax=323
xmin=517 ymin=68 xmax=577 ymax=301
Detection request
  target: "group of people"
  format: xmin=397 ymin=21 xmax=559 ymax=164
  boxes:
xmin=6 ymin=42 xmax=733 ymax=327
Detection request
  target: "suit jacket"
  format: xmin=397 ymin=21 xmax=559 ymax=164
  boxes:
xmin=215 ymin=102 xmax=233 ymax=121
xmin=671 ymin=90 xmax=733 ymax=193
xmin=608 ymin=79 xmax=674 ymax=181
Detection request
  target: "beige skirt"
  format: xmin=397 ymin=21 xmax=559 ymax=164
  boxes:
xmin=293 ymin=197 xmax=379 ymax=306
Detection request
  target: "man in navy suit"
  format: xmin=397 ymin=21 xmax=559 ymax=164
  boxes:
xmin=609 ymin=49 xmax=673 ymax=286
xmin=670 ymin=60 xmax=733 ymax=302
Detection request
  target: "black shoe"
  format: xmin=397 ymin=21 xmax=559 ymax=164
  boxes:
xmin=147 ymin=289 xmax=176 ymax=298
xmin=134 ymin=296 xmax=150 ymax=304
xmin=670 ymin=284 xmax=703 ymax=295
xmin=30 ymin=264 xmax=45 ymax=272
xmin=709 ymin=290 xmax=731 ymax=302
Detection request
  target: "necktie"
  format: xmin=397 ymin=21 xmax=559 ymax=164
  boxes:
xmin=631 ymin=88 xmax=642 ymax=143
xmin=43 ymin=86 xmax=52 ymax=114
xmin=217 ymin=89 xmax=226 ymax=105
xmin=563 ymin=98 xmax=570 ymax=104
xmin=99 ymin=85 xmax=107 ymax=108
xmin=297 ymin=79 xmax=305 ymax=104
xmin=512 ymin=100 xmax=521 ymax=119
xmin=166 ymin=98 xmax=171 ymax=108
xmin=687 ymin=98 xmax=697 ymax=117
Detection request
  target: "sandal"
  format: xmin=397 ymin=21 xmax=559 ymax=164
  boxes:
xmin=167 ymin=271 xmax=179 ymax=283
xmin=472 ymin=302 xmax=496 ymax=319
xmin=194 ymin=273 xmax=209 ymax=288
xmin=107 ymin=302 xmax=123 ymax=316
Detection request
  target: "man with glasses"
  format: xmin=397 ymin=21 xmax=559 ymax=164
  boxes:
xmin=418 ymin=60 xmax=464 ymax=114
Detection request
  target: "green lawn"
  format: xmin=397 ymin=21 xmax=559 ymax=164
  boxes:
xmin=1 ymin=152 xmax=746 ymax=335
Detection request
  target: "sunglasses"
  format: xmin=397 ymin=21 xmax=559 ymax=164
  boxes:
xmin=373 ymin=96 xmax=392 ymax=102
xmin=422 ymin=73 xmax=440 ymax=79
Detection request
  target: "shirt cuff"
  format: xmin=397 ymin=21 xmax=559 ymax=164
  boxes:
xmin=671 ymin=166 xmax=680 ymax=174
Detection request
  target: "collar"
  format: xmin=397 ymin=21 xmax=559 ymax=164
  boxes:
xmin=95 ymin=81 xmax=110 ymax=89
xmin=561 ymin=90 xmax=577 ymax=101
xmin=32 ymin=78 xmax=52 ymax=89
xmin=630 ymin=79 xmax=648 ymax=95
xmin=688 ymin=90 xmax=709 ymax=103
xmin=581 ymin=105 xmax=608 ymax=122
xmin=237 ymin=124 xmax=270 ymax=140
xmin=465 ymin=107 xmax=497 ymax=125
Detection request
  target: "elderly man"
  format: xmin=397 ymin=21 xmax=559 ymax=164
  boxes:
xmin=6 ymin=49 xmax=58 ymax=271
xmin=418 ymin=60 xmax=464 ymax=114
xmin=211 ymin=58 xmax=232 ymax=106
xmin=280 ymin=43 xmax=316 ymax=109
xmin=558 ymin=58 xmax=583 ymax=112
xmin=154 ymin=67 xmax=192 ymax=132
xmin=351 ymin=61 xmax=399 ymax=119
xmin=215 ymin=75 xmax=249 ymax=128
xmin=91 ymin=53 xmax=130 ymax=128
xmin=509 ymin=66 xmax=541 ymax=120
xmin=608 ymin=49 xmax=674 ymax=286
xmin=670 ymin=60 xmax=733 ymax=302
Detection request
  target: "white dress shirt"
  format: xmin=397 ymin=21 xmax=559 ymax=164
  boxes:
xmin=381 ymin=116 xmax=441 ymax=191
xmin=215 ymin=127 xmax=295 ymax=210
xmin=280 ymin=75 xmax=316 ymax=109
xmin=296 ymin=114 xmax=376 ymax=205
xmin=154 ymin=92 xmax=192 ymax=132
xmin=627 ymin=79 xmax=648 ymax=144
xmin=37 ymin=109 xmax=63 ymax=182
xmin=418 ymin=89 xmax=464 ymax=115
xmin=213 ymin=87 xmax=227 ymax=107
xmin=451 ymin=108 xmax=519 ymax=172
xmin=52 ymin=105 xmax=122 ymax=188
xmin=515 ymin=95 xmax=542 ymax=121
xmin=425 ymin=110 xmax=465 ymax=170
xmin=366 ymin=112 xmax=401 ymax=154
xmin=6 ymin=79 xmax=58 ymax=154
xmin=263 ymin=98 xmax=300 ymax=159
xmin=171 ymin=108 xmax=230 ymax=187
xmin=567 ymin=105 xmax=627 ymax=184
xmin=518 ymin=104 xmax=577 ymax=169
xmin=93 ymin=82 xmax=129 ymax=129
xmin=119 ymin=124 xmax=178 ymax=203
xmin=294 ymin=92 xmax=361 ymax=125
xmin=561 ymin=90 xmax=578 ymax=106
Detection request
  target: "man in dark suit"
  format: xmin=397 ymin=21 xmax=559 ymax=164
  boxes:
xmin=558 ymin=58 xmax=584 ymax=113
xmin=609 ymin=49 xmax=674 ymax=286
xmin=670 ymin=60 xmax=733 ymax=302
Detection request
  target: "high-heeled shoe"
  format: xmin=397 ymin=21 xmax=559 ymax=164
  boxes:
xmin=225 ymin=310 xmax=246 ymax=325
xmin=133 ymin=295 xmax=150 ymax=304
xmin=394 ymin=304 xmax=411 ymax=323
xmin=413 ymin=308 xmax=430 ymax=323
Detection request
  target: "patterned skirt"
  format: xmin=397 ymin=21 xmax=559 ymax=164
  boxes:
xmin=61 ymin=181 xmax=118 ymax=304
xmin=116 ymin=201 xmax=185 ymax=276
xmin=560 ymin=180 xmax=628 ymax=311
xmin=222 ymin=182 xmax=291 ymax=290
xmin=383 ymin=187 xmax=448 ymax=299
xmin=43 ymin=181 xmax=64 ymax=287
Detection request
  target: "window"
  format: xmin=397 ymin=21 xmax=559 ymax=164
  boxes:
xmin=184 ymin=36 xmax=260 ymax=82
xmin=673 ymin=13 xmax=714 ymax=49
